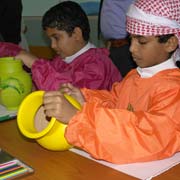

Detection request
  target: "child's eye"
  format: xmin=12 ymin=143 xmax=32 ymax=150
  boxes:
xmin=129 ymin=36 xmax=147 ymax=44
xmin=138 ymin=37 xmax=148 ymax=45
xmin=138 ymin=41 xmax=147 ymax=45
xmin=51 ymin=34 xmax=60 ymax=41
xmin=54 ymin=36 xmax=59 ymax=41
xmin=138 ymin=38 xmax=147 ymax=44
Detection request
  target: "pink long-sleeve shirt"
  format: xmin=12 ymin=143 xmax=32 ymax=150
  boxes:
xmin=32 ymin=48 xmax=121 ymax=90
xmin=0 ymin=42 xmax=122 ymax=90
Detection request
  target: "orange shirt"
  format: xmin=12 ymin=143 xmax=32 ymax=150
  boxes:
xmin=65 ymin=69 xmax=180 ymax=164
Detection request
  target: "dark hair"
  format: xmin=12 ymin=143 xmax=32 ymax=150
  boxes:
xmin=157 ymin=34 xmax=174 ymax=43
xmin=156 ymin=34 xmax=178 ymax=56
xmin=42 ymin=1 xmax=90 ymax=41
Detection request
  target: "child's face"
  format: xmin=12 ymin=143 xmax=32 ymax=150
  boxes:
xmin=129 ymin=35 xmax=170 ymax=68
xmin=45 ymin=27 xmax=84 ymax=59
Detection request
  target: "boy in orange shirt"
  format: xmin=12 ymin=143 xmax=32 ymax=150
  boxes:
xmin=43 ymin=0 xmax=180 ymax=164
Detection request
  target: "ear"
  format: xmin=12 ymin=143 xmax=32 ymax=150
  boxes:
xmin=72 ymin=27 xmax=83 ymax=41
xmin=165 ymin=36 xmax=179 ymax=53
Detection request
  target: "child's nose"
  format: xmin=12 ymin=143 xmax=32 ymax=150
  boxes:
xmin=51 ymin=40 xmax=57 ymax=49
xmin=129 ymin=39 xmax=137 ymax=54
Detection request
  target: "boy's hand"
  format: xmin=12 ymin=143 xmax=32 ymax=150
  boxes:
xmin=43 ymin=91 xmax=78 ymax=124
xmin=60 ymin=83 xmax=85 ymax=106
xmin=15 ymin=50 xmax=37 ymax=68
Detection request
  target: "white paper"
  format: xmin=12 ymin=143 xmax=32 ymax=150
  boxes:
xmin=70 ymin=148 xmax=180 ymax=180
xmin=0 ymin=105 xmax=17 ymax=121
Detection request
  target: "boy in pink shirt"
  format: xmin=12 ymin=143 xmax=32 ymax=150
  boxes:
xmin=0 ymin=1 xmax=121 ymax=90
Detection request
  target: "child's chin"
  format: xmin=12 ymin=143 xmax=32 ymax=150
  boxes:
xmin=57 ymin=54 xmax=64 ymax=59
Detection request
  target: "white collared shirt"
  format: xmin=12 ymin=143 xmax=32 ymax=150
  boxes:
xmin=63 ymin=42 xmax=96 ymax=64
xmin=137 ymin=58 xmax=178 ymax=78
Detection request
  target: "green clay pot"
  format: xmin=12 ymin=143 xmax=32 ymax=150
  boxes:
xmin=0 ymin=57 xmax=32 ymax=110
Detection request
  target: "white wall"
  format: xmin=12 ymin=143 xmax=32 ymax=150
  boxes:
xmin=22 ymin=0 xmax=58 ymax=16
xmin=22 ymin=0 xmax=103 ymax=47
xmin=22 ymin=0 xmax=100 ymax=16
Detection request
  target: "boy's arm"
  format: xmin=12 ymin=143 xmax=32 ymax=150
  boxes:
xmin=0 ymin=42 xmax=38 ymax=68
xmin=15 ymin=50 xmax=37 ymax=68
xmin=0 ymin=42 xmax=22 ymax=57
xmin=65 ymin=86 xmax=180 ymax=164
xmin=31 ymin=48 xmax=121 ymax=91
xmin=43 ymin=91 xmax=79 ymax=124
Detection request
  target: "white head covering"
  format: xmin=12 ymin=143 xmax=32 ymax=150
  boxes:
xmin=126 ymin=0 xmax=180 ymax=62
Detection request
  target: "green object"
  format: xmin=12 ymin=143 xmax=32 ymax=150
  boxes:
xmin=0 ymin=57 xmax=32 ymax=110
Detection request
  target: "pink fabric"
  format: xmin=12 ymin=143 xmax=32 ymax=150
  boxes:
xmin=0 ymin=42 xmax=121 ymax=90
xmin=0 ymin=42 xmax=22 ymax=57
xmin=32 ymin=48 xmax=122 ymax=90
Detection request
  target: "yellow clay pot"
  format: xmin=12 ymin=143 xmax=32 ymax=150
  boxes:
xmin=17 ymin=90 xmax=81 ymax=151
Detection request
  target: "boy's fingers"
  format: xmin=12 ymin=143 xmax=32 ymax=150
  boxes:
xmin=44 ymin=91 xmax=63 ymax=97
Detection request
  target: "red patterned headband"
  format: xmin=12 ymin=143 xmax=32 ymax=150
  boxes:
xmin=126 ymin=0 xmax=180 ymax=62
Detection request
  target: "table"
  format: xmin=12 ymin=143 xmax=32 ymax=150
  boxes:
xmin=0 ymin=119 xmax=179 ymax=180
